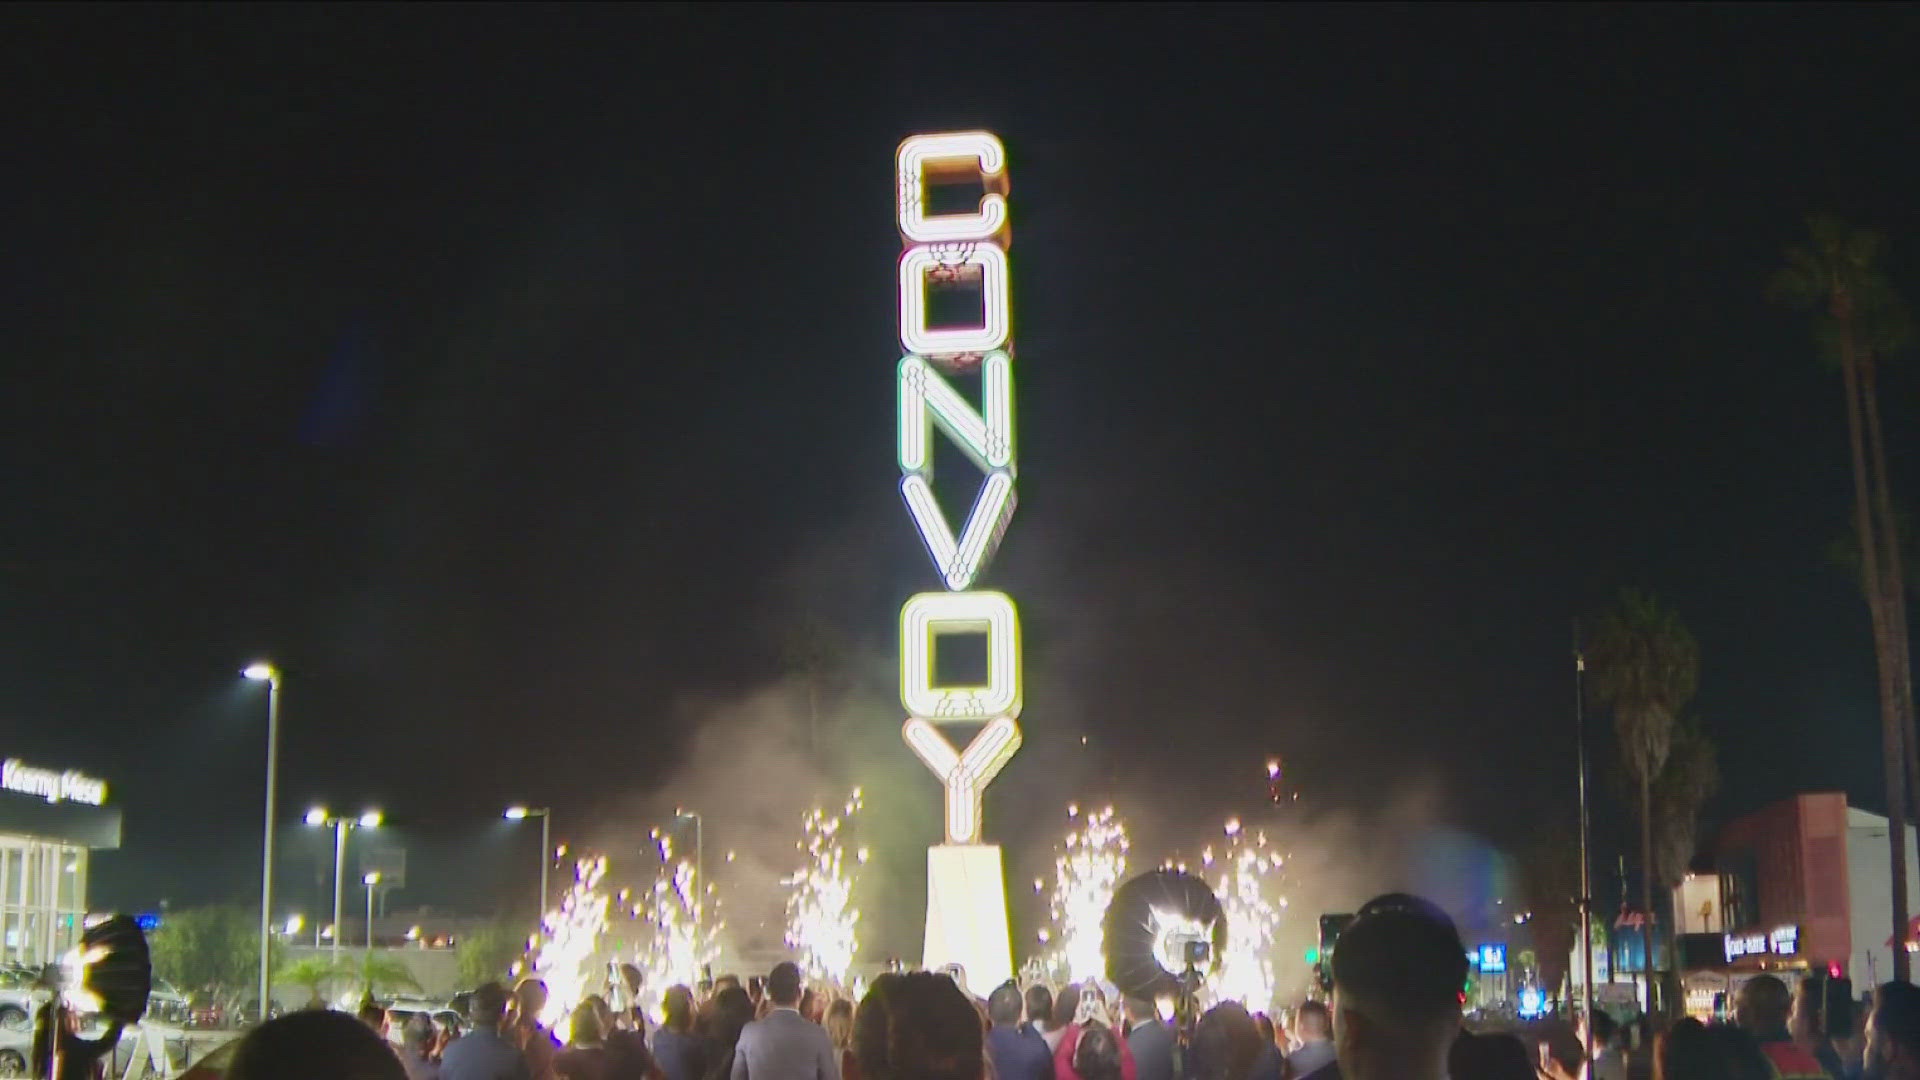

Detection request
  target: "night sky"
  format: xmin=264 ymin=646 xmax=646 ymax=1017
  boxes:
xmin=5 ymin=6 xmax=1920 ymax=950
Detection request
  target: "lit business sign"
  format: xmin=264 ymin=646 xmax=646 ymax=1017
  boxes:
xmin=1723 ymin=924 xmax=1799 ymax=962
xmin=894 ymin=132 xmax=1022 ymax=846
xmin=1 ymin=758 xmax=107 ymax=805
xmin=1476 ymin=943 xmax=1507 ymax=973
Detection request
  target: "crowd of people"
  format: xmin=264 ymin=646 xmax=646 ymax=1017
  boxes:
xmin=161 ymin=891 xmax=1920 ymax=1080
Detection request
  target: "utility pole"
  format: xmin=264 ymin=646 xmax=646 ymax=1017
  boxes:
xmin=1575 ymin=621 xmax=1595 ymax=1063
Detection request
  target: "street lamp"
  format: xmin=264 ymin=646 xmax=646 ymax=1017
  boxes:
xmin=306 ymin=807 xmax=382 ymax=967
xmin=284 ymin=914 xmax=304 ymax=937
xmin=242 ymin=662 xmax=281 ymax=1018
xmin=362 ymin=872 xmax=381 ymax=953
xmin=503 ymin=806 xmax=552 ymax=924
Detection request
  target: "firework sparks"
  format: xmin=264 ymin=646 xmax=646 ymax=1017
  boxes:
xmin=1043 ymin=805 xmax=1129 ymax=981
xmin=1206 ymin=819 xmax=1286 ymax=1012
xmin=635 ymin=828 xmax=719 ymax=1006
xmin=784 ymin=788 xmax=865 ymax=987
xmin=534 ymin=855 xmax=611 ymax=1039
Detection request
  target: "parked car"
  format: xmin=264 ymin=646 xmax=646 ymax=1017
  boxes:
xmin=0 ymin=1022 xmax=26 ymax=1079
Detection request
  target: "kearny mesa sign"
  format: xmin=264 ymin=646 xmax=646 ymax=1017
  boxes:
xmin=2 ymin=758 xmax=107 ymax=805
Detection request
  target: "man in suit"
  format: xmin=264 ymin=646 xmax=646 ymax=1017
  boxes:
xmin=729 ymin=962 xmax=840 ymax=1080
xmin=1123 ymin=996 xmax=1176 ymax=1080
xmin=987 ymin=982 xmax=1054 ymax=1080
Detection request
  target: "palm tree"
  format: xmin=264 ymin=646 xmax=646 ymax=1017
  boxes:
xmin=276 ymin=956 xmax=349 ymax=1009
xmin=1587 ymin=589 xmax=1698 ymax=1013
xmin=1772 ymin=214 xmax=1913 ymax=979
xmin=1650 ymin=714 xmax=1719 ymax=1013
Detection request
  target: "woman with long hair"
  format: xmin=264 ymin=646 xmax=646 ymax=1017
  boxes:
xmin=701 ymin=987 xmax=756 ymax=1080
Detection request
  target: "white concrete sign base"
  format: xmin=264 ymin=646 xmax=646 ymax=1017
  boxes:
xmin=923 ymin=843 xmax=1012 ymax=995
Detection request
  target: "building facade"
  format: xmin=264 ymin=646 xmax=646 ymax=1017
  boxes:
xmin=0 ymin=757 xmax=120 ymax=966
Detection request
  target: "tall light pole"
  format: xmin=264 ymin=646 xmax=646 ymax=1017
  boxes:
xmin=243 ymin=662 xmax=281 ymax=1017
xmin=306 ymin=807 xmax=382 ymax=969
xmin=363 ymin=872 xmax=382 ymax=954
xmin=675 ymin=809 xmax=704 ymax=952
xmin=1574 ymin=622 xmax=1595 ymax=1062
xmin=504 ymin=806 xmax=552 ymax=926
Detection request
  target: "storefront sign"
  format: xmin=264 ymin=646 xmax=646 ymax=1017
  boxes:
xmin=1724 ymin=924 xmax=1799 ymax=962
xmin=1476 ymin=943 xmax=1508 ymax=973
xmin=1 ymin=758 xmax=107 ymax=805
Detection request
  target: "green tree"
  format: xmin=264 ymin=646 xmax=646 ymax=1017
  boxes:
xmin=276 ymin=956 xmax=349 ymax=1009
xmin=1588 ymin=589 xmax=1699 ymax=1013
xmin=1516 ymin=821 xmax=1582 ymax=997
xmin=1772 ymin=213 xmax=1915 ymax=979
xmin=148 ymin=906 xmax=260 ymax=1006
xmin=456 ymin=923 xmax=527 ymax=988
xmin=1649 ymin=715 xmax=1719 ymax=1014
xmin=350 ymin=953 xmax=422 ymax=1000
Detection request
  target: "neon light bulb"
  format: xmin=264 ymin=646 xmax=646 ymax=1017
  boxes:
xmin=898 ymin=352 xmax=1016 ymax=476
xmin=901 ymin=472 xmax=1015 ymax=592
xmin=898 ymin=242 xmax=1011 ymax=357
xmin=896 ymin=132 xmax=1009 ymax=244
xmin=900 ymin=590 xmax=1023 ymax=722
xmin=904 ymin=716 xmax=1024 ymax=844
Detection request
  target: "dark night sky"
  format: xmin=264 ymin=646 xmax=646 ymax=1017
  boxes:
xmin=4 ymin=5 xmax=1920 ymax=942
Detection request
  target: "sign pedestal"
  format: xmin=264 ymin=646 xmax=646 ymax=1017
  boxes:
xmin=923 ymin=843 xmax=1012 ymax=995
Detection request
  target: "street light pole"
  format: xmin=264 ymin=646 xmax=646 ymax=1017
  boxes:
xmin=363 ymin=872 xmax=381 ymax=955
xmin=505 ymin=807 xmax=554 ymax=928
xmin=244 ymin=663 xmax=281 ymax=1018
xmin=308 ymin=807 xmax=381 ymax=972
xmin=1574 ymin=622 xmax=1595 ymax=1064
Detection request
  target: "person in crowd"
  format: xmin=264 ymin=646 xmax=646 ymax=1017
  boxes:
xmin=1190 ymin=1002 xmax=1262 ymax=1080
xmin=1249 ymin=1014 xmax=1282 ymax=1080
xmin=619 ymin=965 xmax=651 ymax=1038
xmin=653 ymin=985 xmax=703 ymax=1080
xmin=509 ymin=978 xmax=563 ymax=1080
xmin=1074 ymin=1023 xmax=1126 ymax=1080
xmin=1737 ymin=975 xmax=1834 ymax=1080
xmin=1023 ymin=985 xmax=1054 ymax=1042
xmin=1049 ymin=984 xmax=1084 ymax=1053
xmin=225 ymin=1008 xmax=409 ymax=1080
xmin=1795 ymin=973 xmax=1853 ymax=1080
xmin=585 ymin=994 xmax=660 ymax=1080
xmin=1869 ymin=982 xmax=1920 ymax=1080
xmin=361 ymin=999 xmax=393 ymax=1039
xmin=556 ymin=1002 xmax=615 ymax=1080
xmin=1287 ymin=1001 xmax=1336 ymax=1079
xmin=1327 ymin=892 xmax=1467 ymax=1080
xmin=1124 ymin=996 xmax=1175 ymax=1080
xmin=824 ymin=998 xmax=856 ymax=1080
xmin=1447 ymin=1032 xmax=1533 ymax=1080
xmin=729 ymin=961 xmax=840 ymax=1080
xmin=1581 ymin=1010 xmax=1628 ymax=1080
xmin=442 ymin=981 xmax=535 ymax=1080
xmin=700 ymin=986 xmax=757 ymax=1080
xmin=398 ymin=1012 xmax=444 ymax=1080
xmin=986 ymin=981 xmax=1054 ymax=1080
xmin=1055 ymin=982 xmax=1138 ymax=1080
xmin=853 ymin=972 xmax=982 ymax=1080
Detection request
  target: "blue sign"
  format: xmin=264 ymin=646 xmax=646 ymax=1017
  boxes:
xmin=1476 ymin=943 xmax=1507 ymax=973
xmin=135 ymin=912 xmax=162 ymax=932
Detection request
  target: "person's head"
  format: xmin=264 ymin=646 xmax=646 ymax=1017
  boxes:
xmin=1026 ymin=985 xmax=1054 ymax=1030
xmin=854 ymin=971 xmax=984 ymax=1080
xmin=584 ymin=994 xmax=616 ymax=1039
xmin=1736 ymin=975 xmax=1793 ymax=1038
xmin=1870 ymin=981 xmax=1920 ymax=1080
xmin=826 ymin=997 xmax=855 ymax=1050
xmin=1448 ymin=1032 xmax=1534 ymax=1080
xmin=1296 ymin=1000 xmax=1331 ymax=1041
xmin=1655 ymin=1017 xmax=1716 ymax=1080
xmin=621 ymin=963 xmax=644 ymax=997
xmin=1792 ymin=974 xmax=1826 ymax=1044
xmin=1329 ymin=893 xmax=1467 ymax=1080
xmin=227 ymin=1009 xmax=408 ymax=1080
xmin=1191 ymin=1002 xmax=1262 ymax=1080
xmin=1125 ymin=996 xmax=1157 ymax=1025
xmin=358 ymin=1000 xmax=388 ymax=1034
xmin=514 ymin=977 xmax=551 ymax=1025
xmin=664 ymin=984 xmax=696 ymax=1033
xmin=715 ymin=974 xmax=743 ymax=993
xmin=1073 ymin=1022 xmax=1124 ymax=1080
xmin=988 ymin=981 xmax=1024 ymax=1026
xmin=1255 ymin=1013 xmax=1276 ymax=1046
xmin=569 ymin=1001 xmax=604 ymax=1047
xmin=401 ymin=1012 xmax=435 ymax=1054
xmin=469 ymin=981 xmax=510 ymax=1031
xmin=768 ymin=961 xmax=804 ymax=1008
xmin=708 ymin=986 xmax=756 ymax=1051
xmin=1585 ymin=1008 xmax=1618 ymax=1049
xmin=1052 ymin=983 xmax=1083 ymax=1029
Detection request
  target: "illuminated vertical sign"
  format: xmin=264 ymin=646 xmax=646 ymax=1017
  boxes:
xmin=895 ymin=131 xmax=1022 ymax=846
